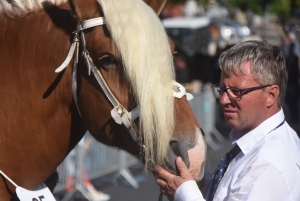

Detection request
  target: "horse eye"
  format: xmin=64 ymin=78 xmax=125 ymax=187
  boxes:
xmin=98 ymin=55 xmax=115 ymax=70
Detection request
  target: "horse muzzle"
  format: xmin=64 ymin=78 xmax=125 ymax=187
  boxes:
xmin=165 ymin=127 xmax=206 ymax=180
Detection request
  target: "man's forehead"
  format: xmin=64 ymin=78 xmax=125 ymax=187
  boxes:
xmin=240 ymin=61 xmax=252 ymax=74
xmin=221 ymin=61 xmax=255 ymax=82
xmin=223 ymin=61 xmax=252 ymax=77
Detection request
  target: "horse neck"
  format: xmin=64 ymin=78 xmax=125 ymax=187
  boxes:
xmin=0 ymin=4 xmax=76 ymax=68
xmin=0 ymin=4 xmax=78 ymax=104
xmin=0 ymin=2 xmax=80 ymax=134
xmin=0 ymin=3 xmax=86 ymax=193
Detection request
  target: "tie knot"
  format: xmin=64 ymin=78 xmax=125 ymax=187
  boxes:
xmin=226 ymin=145 xmax=241 ymax=161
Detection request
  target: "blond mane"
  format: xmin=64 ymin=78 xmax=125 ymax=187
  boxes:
xmin=98 ymin=0 xmax=175 ymax=168
xmin=0 ymin=0 xmax=66 ymax=17
xmin=1 ymin=0 xmax=175 ymax=169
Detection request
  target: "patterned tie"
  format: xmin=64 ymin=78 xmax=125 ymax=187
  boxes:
xmin=206 ymin=145 xmax=241 ymax=201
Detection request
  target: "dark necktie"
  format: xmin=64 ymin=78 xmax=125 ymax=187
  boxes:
xmin=206 ymin=145 xmax=241 ymax=201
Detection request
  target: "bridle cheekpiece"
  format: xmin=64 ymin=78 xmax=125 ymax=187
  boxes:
xmin=55 ymin=16 xmax=193 ymax=152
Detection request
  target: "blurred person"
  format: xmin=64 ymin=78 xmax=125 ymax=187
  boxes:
xmin=174 ymin=53 xmax=190 ymax=84
xmin=283 ymin=32 xmax=300 ymax=125
xmin=155 ymin=40 xmax=300 ymax=201
xmin=65 ymin=135 xmax=110 ymax=201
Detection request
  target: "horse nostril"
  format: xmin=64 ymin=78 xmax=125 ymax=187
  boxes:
xmin=170 ymin=140 xmax=180 ymax=156
xmin=169 ymin=140 xmax=190 ymax=168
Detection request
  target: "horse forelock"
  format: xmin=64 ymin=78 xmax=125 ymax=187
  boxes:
xmin=0 ymin=0 xmax=67 ymax=17
xmin=98 ymin=0 xmax=175 ymax=168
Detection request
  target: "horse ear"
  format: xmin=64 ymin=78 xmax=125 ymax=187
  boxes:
xmin=143 ymin=0 xmax=166 ymax=15
xmin=69 ymin=0 xmax=101 ymax=21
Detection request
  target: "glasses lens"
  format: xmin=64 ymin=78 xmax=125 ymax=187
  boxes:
xmin=227 ymin=88 xmax=241 ymax=100
xmin=212 ymin=86 xmax=222 ymax=98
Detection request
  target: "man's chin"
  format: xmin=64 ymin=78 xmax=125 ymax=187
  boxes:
xmin=225 ymin=119 xmax=239 ymax=129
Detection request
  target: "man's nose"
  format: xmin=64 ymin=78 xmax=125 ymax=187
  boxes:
xmin=220 ymin=91 xmax=231 ymax=105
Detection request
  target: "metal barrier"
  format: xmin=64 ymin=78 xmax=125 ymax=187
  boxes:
xmin=54 ymin=132 xmax=140 ymax=200
xmin=188 ymin=83 xmax=224 ymax=151
xmin=54 ymin=83 xmax=222 ymax=199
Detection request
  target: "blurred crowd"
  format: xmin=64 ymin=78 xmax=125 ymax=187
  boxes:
xmin=160 ymin=0 xmax=300 ymax=134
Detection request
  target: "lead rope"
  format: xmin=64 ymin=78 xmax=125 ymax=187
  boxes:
xmin=159 ymin=192 xmax=164 ymax=201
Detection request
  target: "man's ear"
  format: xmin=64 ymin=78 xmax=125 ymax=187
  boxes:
xmin=143 ymin=0 xmax=166 ymax=15
xmin=266 ymin=85 xmax=280 ymax=108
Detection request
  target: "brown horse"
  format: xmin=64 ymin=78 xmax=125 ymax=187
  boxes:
xmin=0 ymin=0 xmax=206 ymax=200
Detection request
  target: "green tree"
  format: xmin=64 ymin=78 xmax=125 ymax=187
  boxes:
xmin=167 ymin=0 xmax=211 ymax=6
xmin=167 ymin=0 xmax=300 ymax=18
xmin=227 ymin=0 xmax=300 ymax=18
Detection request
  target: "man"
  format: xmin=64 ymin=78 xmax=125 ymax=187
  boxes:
xmin=155 ymin=40 xmax=300 ymax=201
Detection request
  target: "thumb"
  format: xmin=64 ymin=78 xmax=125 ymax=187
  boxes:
xmin=175 ymin=157 xmax=193 ymax=179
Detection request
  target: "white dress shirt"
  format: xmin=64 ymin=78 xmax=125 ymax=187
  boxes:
xmin=174 ymin=109 xmax=300 ymax=201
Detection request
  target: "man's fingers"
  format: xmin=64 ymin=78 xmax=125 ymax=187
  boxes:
xmin=160 ymin=187 xmax=166 ymax=194
xmin=166 ymin=194 xmax=173 ymax=201
xmin=160 ymin=185 xmax=175 ymax=201
xmin=156 ymin=178 xmax=167 ymax=187
xmin=176 ymin=157 xmax=188 ymax=173
xmin=155 ymin=165 xmax=173 ymax=180
xmin=176 ymin=157 xmax=193 ymax=179
xmin=156 ymin=162 xmax=191 ymax=200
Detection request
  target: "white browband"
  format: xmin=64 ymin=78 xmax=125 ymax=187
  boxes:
xmin=55 ymin=17 xmax=193 ymax=143
xmin=80 ymin=17 xmax=106 ymax=30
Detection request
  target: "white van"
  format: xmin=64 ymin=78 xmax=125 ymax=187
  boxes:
xmin=162 ymin=16 xmax=217 ymax=57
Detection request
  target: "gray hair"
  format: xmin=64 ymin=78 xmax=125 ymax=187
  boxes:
xmin=218 ymin=40 xmax=287 ymax=107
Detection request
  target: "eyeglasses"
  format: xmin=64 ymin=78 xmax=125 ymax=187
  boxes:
xmin=211 ymin=84 xmax=271 ymax=101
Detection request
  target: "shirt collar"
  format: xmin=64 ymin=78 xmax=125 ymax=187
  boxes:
xmin=229 ymin=108 xmax=285 ymax=155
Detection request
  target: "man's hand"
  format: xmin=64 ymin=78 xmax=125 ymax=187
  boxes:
xmin=155 ymin=157 xmax=194 ymax=200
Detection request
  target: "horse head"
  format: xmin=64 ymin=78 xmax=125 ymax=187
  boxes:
xmin=68 ymin=0 xmax=206 ymax=180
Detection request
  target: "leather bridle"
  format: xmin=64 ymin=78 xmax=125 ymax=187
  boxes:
xmin=55 ymin=17 xmax=193 ymax=145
